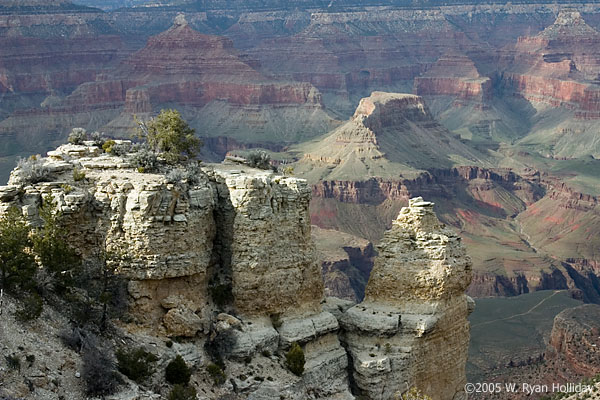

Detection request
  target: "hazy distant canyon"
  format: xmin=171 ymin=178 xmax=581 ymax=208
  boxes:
xmin=2 ymin=0 xmax=600 ymax=302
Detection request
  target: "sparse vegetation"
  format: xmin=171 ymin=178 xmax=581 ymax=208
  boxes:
xmin=165 ymin=355 xmax=192 ymax=385
xmin=110 ymin=142 xmax=132 ymax=157
xmin=246 ymin=150 xmax=271 ymax=170
xmin=115 ymin=347 xmax=158 ymax=383
xmin=395 ymin=387 xmax=433 ymax=400
xmin=135 ymin=109 xmax=201 ymax=165
xmin=68 ymin=127 xmax=87 ymax=145
xmin=281 ymin=165 xmax=294 ymax=175
xmin=82 ymin=334 xmax=121 ymax=396
xmin=90 ymin=131 xmax=104 ymax=147
xmin=60 ymin=183 xmax=73 ymax=194
xmin=168 ymin=384 xmax=197 ymax=400
xmin=72 ymin=167 xmax=86 ymax=181
xmin=15 ymin=156 xmax=52 ymax=184
xmin=5 ymin=354 xmax=21 ymax=371
xmin=33 ymin=197 xmax=81 ymax=292
xmin=15 ymin=291 xmax=43 ymax=322
xmin=0 ymin=206 xmax=36 ymax=293
xmin=130 ymin=147 xmax=159 ymax=173
xmin=206 ymin=363 xmax=226 ymax=385
xmin=73 ymin=251 xmax=128 ymax=331
xmin=285 ymin=342 xmax=305 ymax=376
xmin=102 ymin=139 xmax=116 ymax=153
xmin=165 ymin=162 xmax=202 ymax=185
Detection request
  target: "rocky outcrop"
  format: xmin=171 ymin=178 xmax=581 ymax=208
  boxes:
xmin=340 ymin=197 xmax=472 ymax=400
xmin=0 ymin=142 xmax=355 ymax=399
xmin=501 ymin=10 xmax=600 ymax=119
xmin=294 ymin=92 xmax=490 ymax=183
xmin=0 ymin=143 xmax=478 ymax=399
xmin=414 ymin=53 xmax=492 ymax=102
xmin=546 ymin=304 xmax=600 ymax=379
xmin=207 ymin=166 xmax=324 ymax=317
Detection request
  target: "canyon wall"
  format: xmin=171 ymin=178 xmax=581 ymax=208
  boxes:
xmin=0 ymin=143 xmax=474 ymax=399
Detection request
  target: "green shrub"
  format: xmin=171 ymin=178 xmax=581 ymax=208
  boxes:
xmin=135 ymin=109 xmax=201 ymax=165
xmin=15 ymin=292 xmax=43 ymax=322
xmin=168 ymin=384 xmax=197 ymax=400
xmin=60 ymin=183 xmax=73 ymax=194
xmin=72 ymin=167 xmax=86 ymax=181
xmin=5 ymin=354 xmax=20 ymax=371
xmin=206 ymin=363 xmax=226 ymax=385
xmin=165 ymin=355 xmax=192 ymax=385
xmin=116 ymin=347 xmax=158 ymax=383
xmin=68 ymin=128 xmax=87 ymax=145
xmin=285 ymin=342 xmax=305 ymax=376
xmin=33 ymin=197 xmax=81 ymax=291
xmin=102 ymin=139 xmax=116 ymax=153
xmin=246 ymin=150 xmax=271 ymax=170
xmin=396 ymin=387 xmax=433 ymax=400
xmin=0 ymin=206 xmax=36 ymax=292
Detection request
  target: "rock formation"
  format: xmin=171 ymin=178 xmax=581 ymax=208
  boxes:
xmin=501 ymin=10 xmax=600 ymax=119
xmin=546 ymin=304 xmax=600 ymax=379
xmin=414 ymin=52 xmax=491 ymax=102
xmin=0 ymin=142 xmax=354 ymax=398
xmin=0 ymin=142 xmax=476 ymax=399
xmin=340 ymin=197 xmax=473 ymax=400
xmin=294 ymin=91 xmax=490 ymax=182
xmin=0 ymin=16 xmax=338 ymax=169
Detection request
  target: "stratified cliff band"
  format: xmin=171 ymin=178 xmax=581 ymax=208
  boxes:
xmin=0 ymin=145 xmax=473 ymax=399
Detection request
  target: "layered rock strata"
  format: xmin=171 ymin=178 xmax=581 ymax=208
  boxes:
xmin=340 ymin=197 xmax=473 ymax=400
xmin=501 ymin=10 xmax=600 ymax=119
xmin=0 ymin=142 xmax=354 ymax=398
xmin=546 ymin=304 xmax=600 ymax=379
xmin=414 ymin=52 xmax=491 ymax=102
xmin=0 ymin=145 xmax=477 ymax=398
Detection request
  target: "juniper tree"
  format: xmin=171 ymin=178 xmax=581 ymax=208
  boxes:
xmin=135 ymin=109 xmax=201 ymax=165
xmin=0 ymin=207 xmax=36 ymax=293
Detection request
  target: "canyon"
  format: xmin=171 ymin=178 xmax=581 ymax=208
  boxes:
xmin=294 ymin=90 xmax=600 ymax=303
xmin=0 ymin=143 xmax=472 ymax=399
xmin=3 ymin=2 xmax=600 ymax=396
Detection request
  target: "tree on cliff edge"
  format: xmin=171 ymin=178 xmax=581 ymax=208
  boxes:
xmin=135 ymin=109 xmax=202 ymax=165
xmin=0 ymin=207 xmax=36 ymax=293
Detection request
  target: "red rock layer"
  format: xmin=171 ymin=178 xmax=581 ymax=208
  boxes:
xmin=546 ymin=304 xmax=600 ymax=378
xmin=414 ymin=53 xmax=492 ymax=101
xmin=0 ymin=35 xmax=123 ymax=95
xmin=501 ymin=10 xmax=600 ymax=119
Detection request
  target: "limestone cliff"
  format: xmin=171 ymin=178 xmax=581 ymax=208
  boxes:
xmin=340 ymin=197 xmax=473 ymax=400
xmin=0 ymin=145 xmax=472 ymax=399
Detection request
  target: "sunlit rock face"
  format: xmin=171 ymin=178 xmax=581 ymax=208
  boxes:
xmin=341 ymin=197 xmax=473 ymax=400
